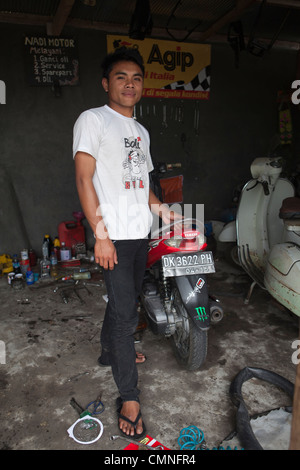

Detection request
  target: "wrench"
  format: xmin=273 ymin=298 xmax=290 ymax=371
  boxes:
xmin=110 ymin=435 xmax=164 ymax=450
xmin=53 ymin=282 xmax=75 ymax=293
xmin=82 ymin=281 xmax=103 ymax=288
xmin=73 ymin=288 xmax=85 ymax=304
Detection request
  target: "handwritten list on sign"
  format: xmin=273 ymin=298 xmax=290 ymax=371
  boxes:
xmin=24 ymin=36 xmax=79 ymax=86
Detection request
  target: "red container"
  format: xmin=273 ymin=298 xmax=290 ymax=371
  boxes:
xmin=58 ymin=221 xmax=85 ymax=249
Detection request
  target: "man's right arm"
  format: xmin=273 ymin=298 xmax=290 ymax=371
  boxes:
xmin=74 ymin=151 xmax=118 ymax=270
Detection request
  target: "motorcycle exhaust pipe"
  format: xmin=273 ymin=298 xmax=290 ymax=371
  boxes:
xmin=210 ymin=305 xmax=224 ymax=324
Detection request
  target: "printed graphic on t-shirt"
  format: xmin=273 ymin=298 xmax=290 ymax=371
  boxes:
xmin=122 ymin=136 xmax=147 ymax=190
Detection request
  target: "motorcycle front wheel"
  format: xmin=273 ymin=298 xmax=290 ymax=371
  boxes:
xmin=170 ymin=287 xmax=208 ymax=370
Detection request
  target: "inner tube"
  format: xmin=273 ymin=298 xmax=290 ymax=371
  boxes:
xmin=229 ymin=367 xmax=294 ymax=450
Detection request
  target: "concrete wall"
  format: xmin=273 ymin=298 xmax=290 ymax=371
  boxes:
xmin=0 ymin=23 xmax=299 ymax=256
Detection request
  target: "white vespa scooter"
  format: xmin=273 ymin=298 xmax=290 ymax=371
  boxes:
xmin=234 ymin=156 xmax=300 ymax=317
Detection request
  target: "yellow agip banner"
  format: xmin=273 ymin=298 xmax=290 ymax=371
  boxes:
xmin=106 ymin=35 xmax=211 ymax=100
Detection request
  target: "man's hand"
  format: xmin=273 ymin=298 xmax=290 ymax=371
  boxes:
xmin=149 ymin=188 xmax=183 ymax=225
xmin=94 ymin=237 xmax=118 ymax=270
xmin=161 ymin=207 xmax=183 ymax=225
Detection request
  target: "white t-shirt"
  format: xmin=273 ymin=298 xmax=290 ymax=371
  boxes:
xmin=73 ymin=105 xmax=154 ymax=240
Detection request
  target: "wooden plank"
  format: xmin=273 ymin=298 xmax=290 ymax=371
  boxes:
xmin=52 ymin=0 xmax=76 ymax=36
xmin=289 ymin=320 xmax=300 ymax=450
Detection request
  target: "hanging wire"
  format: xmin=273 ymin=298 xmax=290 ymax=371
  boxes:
xmin=166 ymin=0 xmax=202 ymax=42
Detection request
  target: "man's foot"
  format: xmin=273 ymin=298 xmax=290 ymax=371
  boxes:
xmin=117 ymin=400 xmax=146 ymax=438
xmin=98 ymin=351 xmax=146 ymax=367
xmin=135 ymin=351 xmax=146 ymax=364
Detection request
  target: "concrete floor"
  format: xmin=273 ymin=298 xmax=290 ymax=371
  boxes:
xmin=0 ymin=250 xmax=298 ymax=451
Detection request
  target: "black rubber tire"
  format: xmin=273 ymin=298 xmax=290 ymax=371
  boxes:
xmin=170 ymin=287 xmax=207 ymax=370
xmin=224 ymin=242 xmax=241 ymax=267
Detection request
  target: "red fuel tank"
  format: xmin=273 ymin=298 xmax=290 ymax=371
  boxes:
xmin=58 ymin=220 xmax=85 ymax=248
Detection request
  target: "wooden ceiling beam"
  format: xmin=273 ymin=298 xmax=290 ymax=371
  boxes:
xmin=257 ymin=0 xmax=300 ymax=8
xmin=0 ymin=12 xmax=52 ymax=26
xmin=51 ymin=0 xmax=76 ymax=36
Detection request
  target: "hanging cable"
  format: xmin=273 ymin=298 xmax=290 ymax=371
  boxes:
xmin=166 ymin=0 xmax=202 ymax=42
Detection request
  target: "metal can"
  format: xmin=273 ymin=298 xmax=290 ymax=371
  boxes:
xmin=12 ymin=273 xmax=24 ymax=290
xmin=8 ymin=272 xmax=15 ymax=285
xmin=20 ymin=259 xmax=30 ymax=275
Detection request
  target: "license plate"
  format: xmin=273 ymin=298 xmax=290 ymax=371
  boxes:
xmin=162 ymin=251 xmax=215 ymax=277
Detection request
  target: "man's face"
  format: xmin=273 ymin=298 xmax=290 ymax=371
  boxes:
xmin=102 ymin=60 xmax=144 ymax=117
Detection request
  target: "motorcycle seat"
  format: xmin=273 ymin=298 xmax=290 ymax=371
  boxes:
xmin=279 ymin=197 xmax=300 ymax=219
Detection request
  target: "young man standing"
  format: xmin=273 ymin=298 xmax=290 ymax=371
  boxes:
xmin=73 ymin=47 xmax=180 ymax=439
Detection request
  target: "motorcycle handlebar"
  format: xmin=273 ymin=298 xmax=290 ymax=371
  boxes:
xmin=166 ymin=163 xmax=182 ymax=169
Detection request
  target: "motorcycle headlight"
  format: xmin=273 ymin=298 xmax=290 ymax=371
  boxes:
xmin=163 ymin=237 xmax=182 ymax=248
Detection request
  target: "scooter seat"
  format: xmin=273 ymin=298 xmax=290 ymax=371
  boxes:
xmin=279 ymin=197 xmax=300 ymax=219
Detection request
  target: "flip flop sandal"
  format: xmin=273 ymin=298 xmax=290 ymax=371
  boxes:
xmin=116 ymin=397 xmax=147 ymax=440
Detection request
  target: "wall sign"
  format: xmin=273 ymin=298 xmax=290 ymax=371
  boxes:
xmin=24 ymin=35 xmax=79 ymax=86
xmin=106 ymin=35 xmax=211 ymax=100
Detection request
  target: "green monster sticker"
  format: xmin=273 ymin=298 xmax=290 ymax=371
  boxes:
xmin=195 ymin=306 xmax=208 ymax=321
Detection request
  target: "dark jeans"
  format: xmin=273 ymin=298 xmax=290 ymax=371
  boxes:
xmin=100 ymin=238 xmax=148 ymax=403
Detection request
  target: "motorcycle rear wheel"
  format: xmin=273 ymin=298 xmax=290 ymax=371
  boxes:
xmin=170 ymin=287 xmax=208 ymax=370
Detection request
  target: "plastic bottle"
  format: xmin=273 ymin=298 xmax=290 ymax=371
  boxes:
xmin=12 ymin=254 xmax=21 ymax=274
xmin=40 ymin=254 xmax=51 ymax=279
xmin=73 ymin=271 xmax=91 ymax=280
xmin=53 ymin=236 xmax=60 ymax=248
xmin=50 ymin=251 xmax=58 ymax=278
xmin=42 ymin=234 xmax=52 ymax=258
xmin=42 ymin=240 xmax=49 ymax=259
xmin=29 ymin=249 xmax=37 ymax=267
xmin=53 ymin=236 xmax=61 ymax=261
xmin=26 ymin=270 xmax=34 ymax=285
xmin=60 ymin=242 xmax=71 ymax=261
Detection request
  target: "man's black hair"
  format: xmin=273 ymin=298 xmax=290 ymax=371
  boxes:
xmin=101 ymin=46 xmax=145 ymax=79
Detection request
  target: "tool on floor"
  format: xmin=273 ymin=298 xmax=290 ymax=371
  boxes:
xmin=60 ymin=289 xmax=69 ymax=304
xmin=85 ymin=393 xmax=105 ymax=416
xmin=54 ymin=280 xmax=85 ymax=292
xmin=53 ymin=281 xmax=75 ymax=292
xmin=54 ymin=280 xmax=92 ymax=303
xmin=82 ymin=281 xmax=103 ymax=288
xmin=67 ymin=416 xmax=103 ymax=445
xmin=68 ymin=394 xmax=104 ymax=445
xmin=110 ymin=435 xmax=164 ymax=450
xmin=68 ymin=371 xmax=89 ymax=382
xmin=73 ymin=287 xmax=84 ymax=304
xmin=178 ymin=426 xmax=206 ymax=450
xmin=70 ymin=397 xmax=88 ymax=417
xmin=178 ymin=426 xmax=243 ymax=450
xmin=70 ymin=393 xmax=104 ymax=418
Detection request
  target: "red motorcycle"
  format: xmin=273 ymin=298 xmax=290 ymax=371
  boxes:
xmin=141 ymin=218 xmax=223 ymax=370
